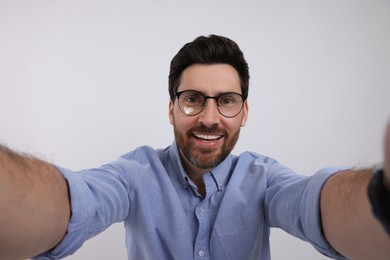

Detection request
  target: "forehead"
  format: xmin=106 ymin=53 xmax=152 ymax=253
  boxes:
xmin=178 ymin=64 xmax=241 ymax=94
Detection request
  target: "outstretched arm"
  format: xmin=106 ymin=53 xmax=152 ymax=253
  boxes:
xmin=0 ymin=145 xmax=70 ymax=259
xmin=320 ymin=121 xmax=390 ymax=260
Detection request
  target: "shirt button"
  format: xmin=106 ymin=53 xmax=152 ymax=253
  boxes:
xmin=199 ymin=250 xmax=205 ymax=257
xmin=198 ymin=207 xmax=205 ymax=214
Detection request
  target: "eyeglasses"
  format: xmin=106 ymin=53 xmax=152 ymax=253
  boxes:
xmin=175 ymin=90 xmax=245 ymax=118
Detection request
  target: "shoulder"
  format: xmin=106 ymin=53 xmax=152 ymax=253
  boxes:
xmin=233 ymin=151 xmax=279 ymax=168
xmin=91 ymin=145 xmax=170 ymax=179
xmin=231 ymin=151 xmax=303 ymax=184
xmin=119 ymin=145 xmax=170 ymax=163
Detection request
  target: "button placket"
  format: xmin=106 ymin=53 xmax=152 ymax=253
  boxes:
xmin=194 ymin=201 xmax=210 ymax=259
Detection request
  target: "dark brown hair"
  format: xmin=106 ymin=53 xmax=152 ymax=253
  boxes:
xmin=168 ymin=35 xmax=249 ymax=101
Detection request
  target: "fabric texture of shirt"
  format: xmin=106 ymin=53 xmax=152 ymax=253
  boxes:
xmin=34 ymin=141 xmax=346 ymax=259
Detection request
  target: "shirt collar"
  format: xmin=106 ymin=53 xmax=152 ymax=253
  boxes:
xmin=168 ymin=140 xmax=232 ymax=191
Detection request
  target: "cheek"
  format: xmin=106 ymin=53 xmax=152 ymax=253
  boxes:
xmin=170 ymin=106 xmax=191 ymax=129
xmin=224 ymin=117 xmax=244 ymax=132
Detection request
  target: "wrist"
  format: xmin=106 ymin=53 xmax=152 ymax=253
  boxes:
xmin=367 ymin=168 xmax=390 ymax=236
xmin=384 ymin=168 xmax=390 ymax=191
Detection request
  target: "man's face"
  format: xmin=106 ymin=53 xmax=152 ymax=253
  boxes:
xmin=169 ymin=64 xmax=248 ymax=171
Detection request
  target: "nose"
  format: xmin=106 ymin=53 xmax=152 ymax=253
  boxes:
xmin=198 ymin=99 xmax=220 ymax=126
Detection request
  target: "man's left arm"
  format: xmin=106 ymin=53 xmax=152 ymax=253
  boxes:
xmin=320 ymin=121 xmax=390 ymax=260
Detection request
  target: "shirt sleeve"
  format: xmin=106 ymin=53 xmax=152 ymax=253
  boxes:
xmin=33 ymin=163 xmax=130 ymax=259
xmin=265 ymin=165 xmax=349 ymax=260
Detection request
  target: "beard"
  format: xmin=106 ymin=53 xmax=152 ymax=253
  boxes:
xmin=174 ymin=124 xmax=240 ymax=170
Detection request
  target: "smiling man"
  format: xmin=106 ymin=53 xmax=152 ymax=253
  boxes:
xmin=1 ymin=35 xmax=390 ymax=260
xmin=170 ymin=63 xmax=248 ymax=196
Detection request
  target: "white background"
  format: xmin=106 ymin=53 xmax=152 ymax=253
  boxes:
xmin=0 ymin=0 xmax=389 ymax=259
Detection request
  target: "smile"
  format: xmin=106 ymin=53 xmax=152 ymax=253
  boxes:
xmin=193 ymin=134 xmax=223 ymax=141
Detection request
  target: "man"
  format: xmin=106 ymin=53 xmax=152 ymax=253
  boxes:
xmin=0 ymin=35 xmax=389 ymax=260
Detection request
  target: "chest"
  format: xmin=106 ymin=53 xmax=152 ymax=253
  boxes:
xmin=124 ymin=171 xmax=269 ymax=259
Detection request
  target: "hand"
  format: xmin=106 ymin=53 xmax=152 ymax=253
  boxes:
xmin=385 ymin=120 xmax=390 ymax=190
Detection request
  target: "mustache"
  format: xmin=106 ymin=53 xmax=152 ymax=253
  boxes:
xmin=189 ymin=124 xmax=226 ymax=134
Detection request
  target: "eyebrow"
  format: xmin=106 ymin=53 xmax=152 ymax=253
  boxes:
xmin=178 ymin=89 xmax=242 ymax=96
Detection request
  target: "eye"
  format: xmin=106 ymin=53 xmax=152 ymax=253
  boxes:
xmin=220 ymin=97 xmax=234 ymax=104
xmin=181 ymin=91 xmax=204 ymax=105
xmin=185 ymin=96 xmax=200 ymax=103
xmin=219 ymin=94 xmax=239 ymax=107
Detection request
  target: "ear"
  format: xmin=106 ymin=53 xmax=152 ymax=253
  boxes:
xmin=169 ymin=99 xmax=175 ymax=125
xmin=240 ymin=101 xmax=249 ymax=127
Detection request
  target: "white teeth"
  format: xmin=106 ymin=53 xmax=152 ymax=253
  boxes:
xmin=195 ymin=134 xmax=221 ymax=140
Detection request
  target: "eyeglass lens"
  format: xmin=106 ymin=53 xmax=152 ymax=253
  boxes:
xmin=177 ymin=90 xmax=243 ymax=118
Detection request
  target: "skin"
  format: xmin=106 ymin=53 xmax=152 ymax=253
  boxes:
xmin=0 ymin=148 xmax=70 ymax=260
xmin=169 ymin=64 xmax=248 ymax=196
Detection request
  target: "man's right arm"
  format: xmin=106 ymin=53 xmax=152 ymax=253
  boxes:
xmin=0 ymin=145 xmax=70 ymax=260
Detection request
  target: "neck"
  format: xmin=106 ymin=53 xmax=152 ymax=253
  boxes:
xmin=180 ymin=154 xmax=209 ymax=197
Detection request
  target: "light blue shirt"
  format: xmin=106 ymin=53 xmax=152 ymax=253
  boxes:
xmin=34 ymin=142 xmax=346 ymax=259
